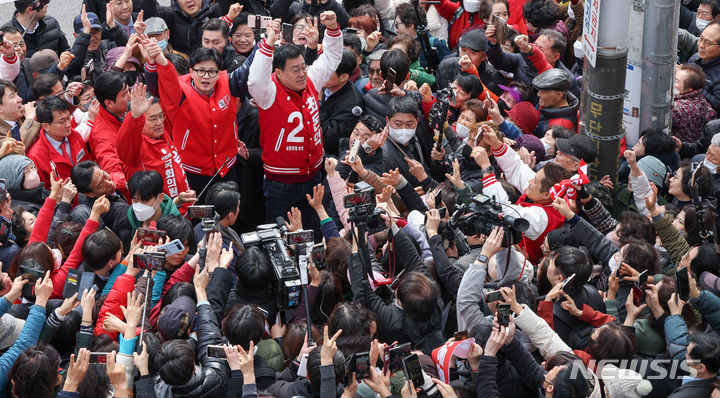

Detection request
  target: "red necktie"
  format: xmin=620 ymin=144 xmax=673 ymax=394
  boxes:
xmin=60 ymin=142 xmax=72 ymax=164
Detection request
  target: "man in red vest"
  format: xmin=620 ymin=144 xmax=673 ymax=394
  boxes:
xmin=473 ymin=124 xmax=571 ymax=264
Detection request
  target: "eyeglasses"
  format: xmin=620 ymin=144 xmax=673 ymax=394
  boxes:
xmin=698 ymin=36 xmax=720 ymax=46
xmin=294 ymin=24 xmax=306 ymax=31
xmin=192 ymin=68 xmax=219 ymax=78
xmin=146 ymin=113 xmax=165 ymax=123
xmin=52 ymin=118 xmax=71 ymax=126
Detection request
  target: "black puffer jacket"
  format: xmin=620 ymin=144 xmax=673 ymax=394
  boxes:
xmin=269 ymin=0 xmax=350 ymax=28
xmin=435 ymin=57 xmax=504 ymax=94
xmin=2 ymin=14 xmax=69 ymax=57
xmin=143 ymin=0 xmax=232 ymax=55
xmin=534 ymin=92 xmax=579 ymax=137
xmin=151 ymin=304 xmax=230 ymax=398
xmin=82 ymin=0 xmax=143 ymax=23
xmin=320 ymin=81 xmax=364 ymax=156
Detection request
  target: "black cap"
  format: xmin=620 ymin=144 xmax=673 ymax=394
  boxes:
xmin=555 ymin=134 xmax=597 ymax=163
xmin=532 ymin=68 xmax=573 ymax=91
xmin=457 ymin=28 xmax=487 ymax=52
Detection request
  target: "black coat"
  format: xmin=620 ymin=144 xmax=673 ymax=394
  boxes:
xmin=2 ymin=14 xmax=69 ymax=58
xmin=82 ymin=0 xmax=143 ymax=23
xmin=320 ymin=81 xmax=364 ymax=156
xmin=269 ymin=0 xmax=350 ymax=28
xmin=534 ymin=92 xmax=579 ymax=137
xmin=435 ymin=57 xmax=504 ymax=94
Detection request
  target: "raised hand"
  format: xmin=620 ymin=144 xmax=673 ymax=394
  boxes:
xmin=419 ymin=83 xmax=433 ymax=102
xmin=321 ymin=325 xmax=341 ymax=365
xmin=58 ymin=51 xmax=75 ymax=71
xmin=226 ymin=3 xmax=243 ymax=20
xmin=63 ymin=348 xmax=90 ymax=392
xmin=265 ymin=19 xmax=282 ymax=45
xmin=306 ymin=184 xmax=325 ymax=210
xmin=471 ymin=146 xmax=491 ymax=170
xmin=286 ymin=207 xmax=302 ymax=232
xmin=325 ymin=157 xmax=338 ymax=176
xmin=130 ymin=84 xmax=153 ymax=118
xmin=381 ymin=168 xmax=403 ymax=187
xmin=445 ymin=158 xmax=465 ymax=189
xmin=458 ymin=54 xmax=473 ymax=72
xmin=133 ymin=341 xmax=150 ymax=376
xmin=485 ymin=23 xmax=497 ymax=44
xmin=304 ymin=17 xmax=320 ymax=49
xmin=425 ymin=208 xmax=441 ymax=237
xmin=365 ymin=31 xmax=381 ymax=52
xmin=552 ymin=197 xmax=575 ymax=221
xmin=34 ymin=271 xmax=53 ymax=308
xmin=134 ymin=10 xmax=146 ymax=35
xmin=405 ymin=156 xmax=427 ymax=182
xmin=106 ymin=351 xmax=129 ymax=397
xmin=61 ymin=179 xmax=77 ymax=204
xmin=80 ymin=4 xmax=92 ymax=34
xmin=90 ymin=195 xmax=110 ymax=221
xmin=319 ymin=11 xmax=338 ymax=30
xmin=514 ymin=34 xmax=531 ymax=53
xmin=364 ymin=126 xmax=388 ymax=153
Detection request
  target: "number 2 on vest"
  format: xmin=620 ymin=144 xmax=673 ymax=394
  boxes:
xmin=274 ymin=112 xmax=305 ymax=151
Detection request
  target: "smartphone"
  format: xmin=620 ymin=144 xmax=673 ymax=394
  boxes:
xmin=187 ymin=205 xmax=215 ymax=219
xmin=560 ymin=273 xmax=576 ymax=291
xmin=402 ymin=354 xmax=424 ymax=387
xmin=346 ymin=27 xmax=359 ymax=35
xmin=388 ymin=342 xmax=411 ymax=373
xmin=349 ymin=138 xmax=361 ymax=163
xmin=137 ymin=228 xmax=166 ymax=246
xmin=354 ymin=352 xmax=371 ymax=380
xmin=492 ymin=14 xmax=508 ymax=44
xmin=78 ymin=273 xmax=96 ymax=299
xmin=454 ymin=330 xmax=468 ymax=341
xmin=134 ymin=253 xmax=166 ymax=271
xmin=282 ymin=23 xmax=294 ymax=43
xmin=437 ymin=207 xmax=447 ymax=218
xmin=207 ymin=345 xmax=227 ymax=359
xmin=485 ymin=290 xmax=503 ymax=303
xmin=256 ymin=305 xmax=269 ymax=319
xmin=260 ymin=16 xmax=272 ymax=29
xmin=157 ymin=239 xmax=185 ymax=257
xmin=249 ymin=15 xmax=261 ymax=29
xmin=49 ymin=161 xmax=59 ymax=180
xmin=343 ymin=354 xmax=355 ymax=385
xmin=632 ymin=284 xmax=644 ymax=307
xmin=383 ymin=67 xmax=396 ymax=93
xmin=637 ymin=269 xmax=649 ymax=288
xmin=286 ymin=230 xmax=314 ymax=245
xmin=89 ymin=352 xmax=108 ymax=364
xmin=497 ymin=303 xmax=511 ymax=327
xmin=311 ymin=243 xmax=326 ymax=270
xmin=62 ymin=268 xmax=80 ymax=299
xmin=675 ymin=267 xmax=690 ymax=301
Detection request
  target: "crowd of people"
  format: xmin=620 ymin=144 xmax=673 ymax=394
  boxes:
xmin=1 ymin=0 xmax=720 ymax=397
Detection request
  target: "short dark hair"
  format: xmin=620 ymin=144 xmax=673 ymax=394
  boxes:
xmin=36 ymin=95 xmax=69 ymax=124
xmin=336 ymin=49 xmax=358 ymax=77
xmin=167 ymin=53 xmax=190 ymax=75
xmin=14 ymin=0 xmax=35 ymax=13
xmin=1 ymin=26 xmax=22 ymax=35
xmin=678 ymin=160 xmax=713 ymax=198
xmin=307 ymin=345 xmax=345 ymax=387
xmin=161 ymin=282 xmax=196 ymax=311
xmin=343 ymin=34 xmax=362 ymax=56
xmin=328 ymin=302 xmax=376 ymax=356
xmin=639 ymin=129 xmax=675 ymax=157
xmin=621 ymin=242 xmax=659 ymax=275
xmin=454 ymin=72 xmax=483 ymax=98
xmin=128 ymin=170 xmax=163 ymax=201
xmin=388 ymin=95 xmax=419 ymax=119
xmin=539 ymin=29 xmax=566 ymax=54
xmin=94 ymin=71 xmax=126 ymax=106
xmin=189 ymin=47 xmax=222 ymax=69
xmin=388 ymin=34 xmax=420 ymax=63
xmin=81 ymin=229 xmax=122 ymax=270
xmin=380 ymin=49 xmax=410 ymax=84
xmin=700 ymin=0 xmax=720 ymax=18
xmin=397 ymin=271 xmax=439 ymax=322
xmin=202 ymin=18 xmax=230 ymax=39
xmin=32 ymin=74 xmax=61 ymax=99
xmin=522 ymin=0 xmax=560 ymax=30
xmin=206 ymin=181 xmax=241 ymax=220
xmin=0 ymin=80 xmax=17 ymax=105
xmin=236 ymin=247 xmax=273 ymax=291
xmin=223 ymin=305 xmax=266 ymax=350
xmin=395 ymin=2 xmax=426 ymax=29
xmin=553 ymin=360 xmax=590 ymax=398
xmin=157 ymin=340 xmax=196 ymax=385
xmin=550 ymin=126 xmax=574 ymax=140
xmin=689 ymin=332 xmax=720 ymax=373
xmin=678 ymin=64 xmax=707 ymax=90
xmin=689 ymin=243 xmax=720 ymax=278
xmin=71 ymin=161 xmax=98 ymax=194
xmin=273 ymin=44 xmax=305 ymax=71
xmin=617 ymin=211 xmax=656 ymax=245
xmin=551 ymin=246 xmax=591 ymax=296
xmin=156 ymin=215 xmax=194 ymax=246
xmin=9 ymin=348 xmax=58 ymax=398
xmin=539 ymin=162 xmax=571 ymax=192
xmin=586 ymin=322 xmax=636 ymax=361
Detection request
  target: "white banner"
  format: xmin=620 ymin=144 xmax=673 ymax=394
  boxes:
xmin=582 ymin=0 xmax=602 ymax=67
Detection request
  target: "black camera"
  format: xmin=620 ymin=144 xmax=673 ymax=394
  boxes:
xmin=428 ymin=86 xmax=456 ymax=137
xmin=241 ymin=225 xmax=302 ymax=309
xmin=452 ymin=194 xmax=529 ymax=246
xmin=343 ymin=182 xmax=386 ymax=234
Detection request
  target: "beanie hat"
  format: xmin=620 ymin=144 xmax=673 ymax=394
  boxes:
xmin=0 ymin=314 xmax=24 ymax=351
xmin=507 ymin=101 xmax=540 ymax=135
xmin=601 ymin=364 xmax=652 ymax=398
xmin=157 ymin=296 xmax=196 ymax=341
xmin=636 ymin=155 xmax=667 ymax=188
xmin=514 ymin=134 xmax=546 ymax=164
xmin=0 ymin=154 xmax=32 ymax=190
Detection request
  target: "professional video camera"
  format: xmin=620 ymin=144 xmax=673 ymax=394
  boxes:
xmin=428 ymin=86 xmax=456 ymax=149
xmin=241 ymin=225 xmax=302 ymax=310
xmin=452 ymin=194 xmax=529 ymax=246
xmin=343 ymin=181 xmax=387 ymax=234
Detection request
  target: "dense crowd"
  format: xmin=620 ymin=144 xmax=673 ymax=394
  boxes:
xmin=1 ymin=0 xmax=720 ymax=397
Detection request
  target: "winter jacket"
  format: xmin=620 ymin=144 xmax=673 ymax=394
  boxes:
xmin=486 ymin=41 xmax=551 ymax=88
xmin=127 ymin=194 xmax=180 ymax=231
xmin=2 ymin=14 xmax=69 ymax=57
xmin=679 ymin=117 xmax=717 ymax=159
xmin=668 ymin=377 xmax=719 ymax=398
xmin=27 ymin=130 xmax=91 ymax=189
xmin=690 ymin=290 xmax=720 ymax=332
xmin=690 ymin=52 xmax=720 ymax=112
xmin=436 ymin=57 xmax=504 ymax=95
xmin=89 ymin=106 xmax=130 ymax=198
xmin=0 ymin=53 xmax=19 ymax=81
xmin=381 ymin=130 xmax=444 ymax=188
xmin=652 ymin=213 xmax=690 ymax=266
xmin=249 ymin=31 xmax=342 ymax=183
xmin=534 ymin=92 xmax=580 ymax=137
xmin=116 ymin=112 xmax=190 ymax=199
xmin=0 ymin=303 xmax=46 ymax=397
xmin=83 ymin=0 xmax=143 ymax=23
xmin=142 ymin=0 xmax=233 ymax=55
xmin=267 ymin=363 xmax=339 ymax=398
xmin=95 ymin=272 xmax=136 ymax=339
xmin=672 ymin=89 xmax=717 ymax=142
xmin=319 ymin=80 xmax=364 ymax=156
xmin=434 ymin=0 xmax=485 ymax=49
xmin=269 ymin=0 xmax=350 ymax=28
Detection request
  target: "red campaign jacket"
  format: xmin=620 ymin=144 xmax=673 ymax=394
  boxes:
xmin=515 ymin=193 xmax=567 ymax=264
xmin=116 ymin=114 xmax=190 ymax=199
xmin=156 ymin=61 xmax=238 ymax=177
xmin=89 ymin=106 xmax=130 ymax=199
xmin=435 ymin=0 xmax=486 ymax=49
xmin=27 ymin=129 xmax=91 ymax=189
xmin=95 ymin=272 xmax=135 ymax=339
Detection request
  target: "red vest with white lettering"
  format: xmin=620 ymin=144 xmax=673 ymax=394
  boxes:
xmin=516 ymin=194 xmax=567 ymax=264
xmin=258 ymin=74 xmax=324 ymax=183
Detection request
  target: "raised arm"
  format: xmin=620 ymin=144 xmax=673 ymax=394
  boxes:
xmin=307 ymin=12 xmax=343 ymax=96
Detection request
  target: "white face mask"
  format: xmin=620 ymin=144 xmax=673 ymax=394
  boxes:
xmin=388 ymin=126 xmax=416 ymax=145
xmin=132 ymin=199 xmax=159 ymax=221
xmin=23 ymin=170 xmax=41 ymax=189
xmin=51 ymin=248 xmax=62 ymax=269
xmin=704 ymin=158 xmax=718 ymax=174
xmin=455 ymin=123 xmax=470 ymax=139
xmin=463 ymin=0 xmax=482 ymax=13
xmin=359 ymin=36 xmax=367 ymax=51
xmin=697 ymin=17 xmax=711 ymax=32
xmin=541 ymin=139 xmax=553 ymax=153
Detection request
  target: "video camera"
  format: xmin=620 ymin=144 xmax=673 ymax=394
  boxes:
xmin=241 ymin=225 xmax=302 ymax=309
xmin=343 ymin=182 xmax=387 ymax=234
xmin=428 ymin=86 xmax=456 ymax=149
xmin=452 ymin=194 xmax=529 ymax=246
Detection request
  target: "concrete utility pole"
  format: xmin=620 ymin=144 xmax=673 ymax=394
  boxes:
xmin=581 ymin=0 xmax=632 ymax=182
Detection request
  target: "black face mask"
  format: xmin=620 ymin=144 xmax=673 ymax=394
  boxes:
xmin=497 ymin=98 xmax=511 ymax=117
xmin=122 ymin=70 xmax=138 ymax=86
